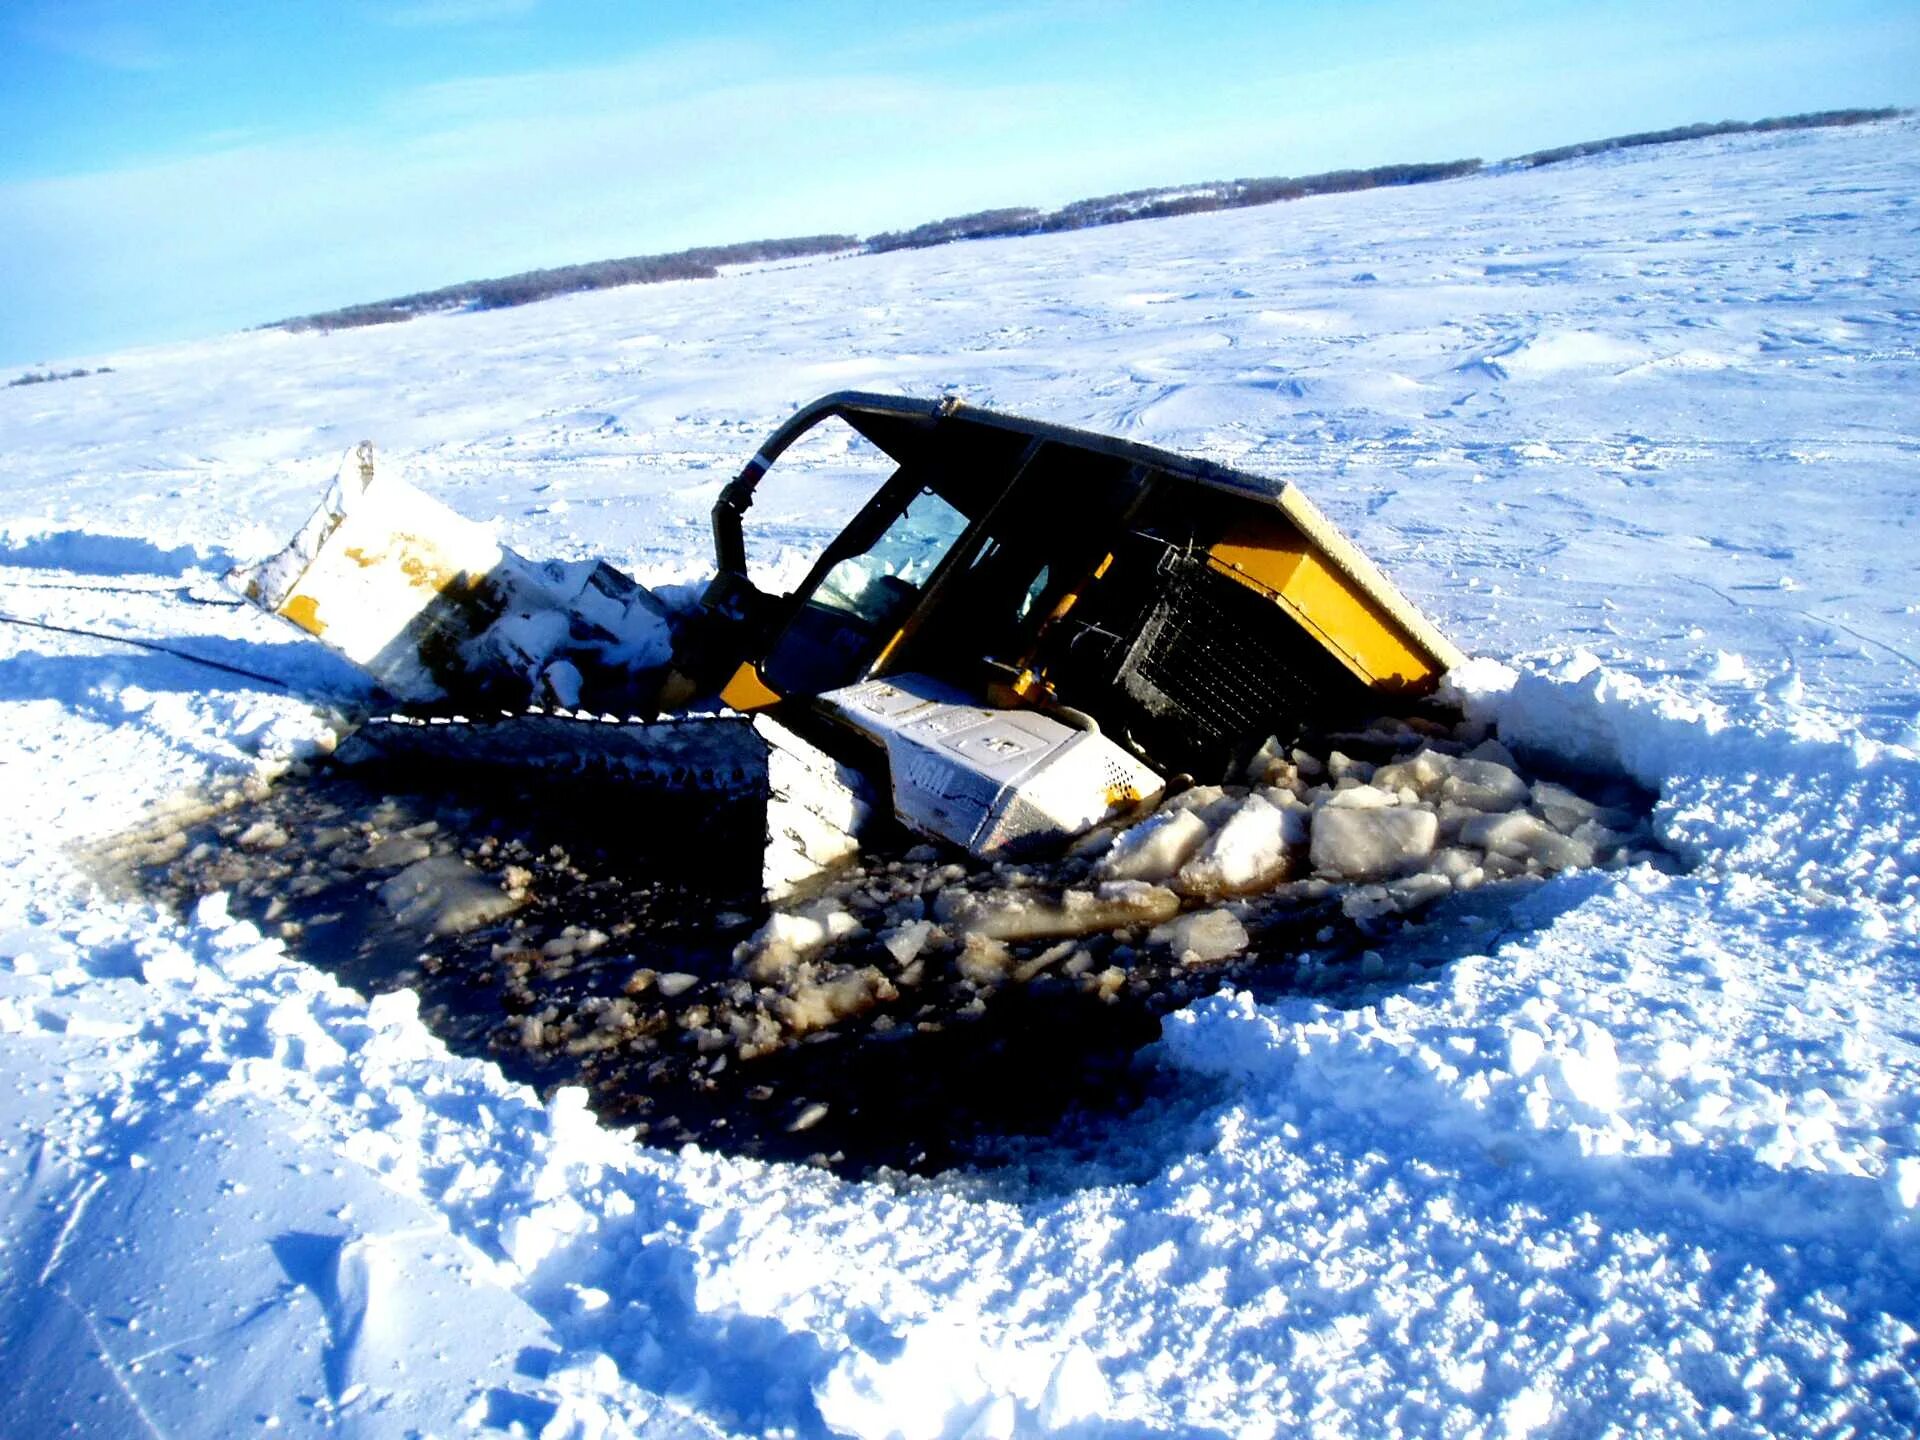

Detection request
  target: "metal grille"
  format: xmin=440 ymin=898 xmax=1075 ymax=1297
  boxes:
xmin=1116 ymin=560 xmax=1352 ymax=767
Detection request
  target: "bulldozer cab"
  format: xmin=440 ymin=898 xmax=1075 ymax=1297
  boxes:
xmin=703 ymin=392 xmax=1463 ymax=776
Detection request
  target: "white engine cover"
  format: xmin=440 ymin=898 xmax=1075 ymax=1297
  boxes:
xmin=816 ymin=674 xmax=1164 ymax=858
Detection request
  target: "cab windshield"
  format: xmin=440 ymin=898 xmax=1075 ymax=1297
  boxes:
xmin=811 ymin=489 xmax=969 ymax=624
xmin=760 ymin=487 xmax=971 ymax=695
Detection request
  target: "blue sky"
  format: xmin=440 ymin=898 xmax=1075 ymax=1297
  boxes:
xmin=2 ymin=0 xmax=1914 ymax=366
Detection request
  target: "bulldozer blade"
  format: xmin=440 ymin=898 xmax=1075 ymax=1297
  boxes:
xmin=232 ymin=442 xmax=674 ymax=711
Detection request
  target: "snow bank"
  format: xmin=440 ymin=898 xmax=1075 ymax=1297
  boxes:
xmin=1450 ymin=651 xmax=1920 ymax=909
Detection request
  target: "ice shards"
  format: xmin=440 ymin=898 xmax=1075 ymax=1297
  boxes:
xmin=1309 ymin=807 xmax=1440 ymax=881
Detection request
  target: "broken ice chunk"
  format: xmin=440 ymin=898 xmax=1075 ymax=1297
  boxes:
xmin=1457 ymin=811 xmax=1594 ymax=871
xmin=1161 ymin=785 xmax=1238 ymax=824
xmin=1097 ymin=807 xmax=1210 ymax=883
xmin=1322 ymin=783 xmax=1398 ymax=810
xmin=1373 ymin=749 xmax=1451 ymax=800
xmin=1531 ymin=781 xmax=1603 ymax=835
xmin=378 ymin=855 xmax=524 ymax=935
xmin=779 ymin=967 xmax=896 ymax=1033
xmin=880 ymin=918 xmax=936 ymax=964
xmin=1240 ymin=735 xmax=1291 ymax=785
xmin=355 ymin=833 xmax=435 ymax=870
xmin=237 ymin=820 xmax=289 ymax=851
xmin=541 ymin=659 xmax=584 ymax=709
xmin=1176 ymin=794 xmax=1298 ymax=898
xmin=1309 ymin=807 xmax=1439 ymax=881
xmin=955 ymin=934 xmax=1013 ymax=984
xmin=788 ymin=1102 xmax=830 ymax=1133
xmin=541 ymin=926 xmax=607 ymax=959
xmin=1341 ymin=871 xmax=1451 ymax=921
xmin=1429 ymin=847 xmax=1487 ymax=885
xmin=1375 ymin=748 xmax=1525 ymax=811
xmin=741 ymin=901 xmax=865 ymax=979
xmin=1388 ymin=871 xmax=1452 ymax=910
xmin=1466 ymin=737 xmax=1521 ymax=771
xmin=1012 ymin=940 xmax=1079 ymax=982
xmin=934 ymin=881 xmax=1181 ymax=943
xmin=1326 ymin=750 xmax=1374 ymax=783
xmin=1437 ymin=756 xmax=1529 ymax=812
xmin=1148 ymin=908 xmax=1250 ymax=966
xmin=1571 ymin=818 xmax=1632 ymax=856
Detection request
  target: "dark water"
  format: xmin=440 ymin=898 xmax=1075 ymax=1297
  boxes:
xmin=134 ymin=725 xmax=1665 ymax=1179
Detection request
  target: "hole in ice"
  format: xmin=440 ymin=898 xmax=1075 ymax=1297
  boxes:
xmin=126 ymin=706 xmax=1674 ymax=1179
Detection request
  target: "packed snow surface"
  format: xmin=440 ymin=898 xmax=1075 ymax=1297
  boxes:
xmin=3 ymin=118 xmax=1920 ymax=1436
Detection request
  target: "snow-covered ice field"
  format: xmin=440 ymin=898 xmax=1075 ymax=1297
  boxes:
xmin=2 ymin=117 xmax=1918 ymax=1437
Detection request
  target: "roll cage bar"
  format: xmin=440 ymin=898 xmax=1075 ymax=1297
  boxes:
xmin=708 ymin=391 xmax=1281 ymax=582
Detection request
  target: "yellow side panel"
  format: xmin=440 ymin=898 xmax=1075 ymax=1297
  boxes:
xmin=1208 ymin=518 xmax=1439 ymax=690
xmin=720 ymin=662 xmax=783 ymax=712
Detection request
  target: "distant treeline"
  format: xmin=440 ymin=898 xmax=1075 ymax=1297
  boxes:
xmin=277 ymin=235 xmax=859 ymax=332
xmin=1509 ymin=107 xmax=1902 ymax=169
xmin=274 ymin=106 xmax=1908 ymax=334
xmin=865 ymin=159 xmax=1482 ymax=251
xmin=8 ymin=366 xmax=111 ymax=387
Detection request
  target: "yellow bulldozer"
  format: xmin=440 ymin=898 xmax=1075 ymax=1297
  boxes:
xmin=240 ymin=392 xmax=1464 ymax=896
